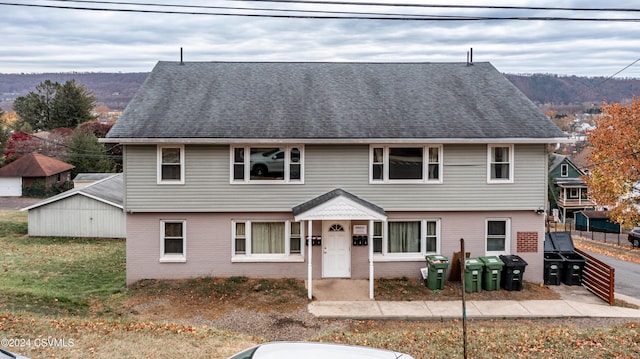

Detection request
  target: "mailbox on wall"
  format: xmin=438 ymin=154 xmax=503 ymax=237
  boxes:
xmin=306 ymin=236 xmax=322 ymax=246
xmin=352 ymin=225 xmax=368 ymax=246
xmin=352 ymin=235 xmax=368 ymax=246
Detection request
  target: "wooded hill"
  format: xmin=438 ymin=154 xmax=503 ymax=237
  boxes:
xmin=2 ymin=72 xmax=640 ymax=111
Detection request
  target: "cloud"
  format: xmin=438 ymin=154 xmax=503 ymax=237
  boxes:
xmin=2 ymin=0 xmax=640 ymax=77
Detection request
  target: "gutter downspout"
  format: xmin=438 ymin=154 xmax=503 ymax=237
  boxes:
xmin=369 ymin=219 xmax=374 ymax=299
xmin=307 ymin=220 xmax=313 ymax=300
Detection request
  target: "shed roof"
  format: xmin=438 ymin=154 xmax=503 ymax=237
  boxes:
xmin=0 ymin=153 xmax=74 ymax=178
xmin=106 ymin=61 xmax=566 ymax=143
xmin=22 ymin=173 xmax=123 ymax=211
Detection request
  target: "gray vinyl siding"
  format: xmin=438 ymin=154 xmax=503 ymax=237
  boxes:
xmin=27 ymin=195 xmax=126 ymax=238
xmin=124 ymin=144 xmax=547 ymax=212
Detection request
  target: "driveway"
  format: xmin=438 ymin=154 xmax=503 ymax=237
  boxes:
xmin=581 ymin=249 xmax=640 ymax=300
xmin=0 ymin=197 xmax=42 ymax=210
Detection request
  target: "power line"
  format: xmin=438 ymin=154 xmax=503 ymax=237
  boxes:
xmin=2 ymin=1 xmax=640 ymax=21
xmin=598 ymin=58 xmax=640 ymax=86
xmin=54 ymin=0 xmax=640 ymax=13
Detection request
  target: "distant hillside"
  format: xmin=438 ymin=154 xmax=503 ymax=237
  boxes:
xmin=505 ymin=74 xmax=640 ymax=105
xmin=2 ymin=71 xmax=640 ymax=111
xmin=0 ymin=72 xmax=148 ymax=111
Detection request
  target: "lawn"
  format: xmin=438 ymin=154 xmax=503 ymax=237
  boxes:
xmin=1 ymin=210 xmax=639 ymax=358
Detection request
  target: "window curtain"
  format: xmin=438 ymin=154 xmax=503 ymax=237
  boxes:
xmin=491 ymin=147 xmax=509 ymax=179
xmin=388 ymin=221 xmax=420 ymax=253
xmin=252 ymin=222 xmax=285 ymax=254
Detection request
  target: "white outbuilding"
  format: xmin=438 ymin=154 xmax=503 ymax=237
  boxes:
xmin=22 ymin=174 xmax=125 ymax=238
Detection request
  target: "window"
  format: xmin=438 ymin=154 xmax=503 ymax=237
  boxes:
xmin=370 ymin=145 xmax=442 ymax=183
xmin=373 ymin=219 xmax=440 ymax=258
xmin=486 ymin=219 xmax=510 ymax=255
xmin=569 ymin=188 xmax=579 ymax=198
xmin=232 ymin=220 xmax=303 ymax=261
xmin=560 ymin=163 xmax=569 ymax=177
xmin=373 ymin=222 xmax=383 ymax=253
xmin=488 ymin=145 xmax=514 ymax=183
xmin=388 ymin=221 xmax=421 ymax=253
xmin=157 ymin=145 xmax=185 ymax=184
xmin=231 ymin=146 xmax=304 ymax=183
xmin=160 ymin=220 xmax=186 ymax=262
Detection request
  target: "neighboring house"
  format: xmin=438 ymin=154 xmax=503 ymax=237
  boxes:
xmin=105 ymin=61 xmax=567 ymax=298
xmin=22 ymin=174 xmax=125 ymax=238
xmin=74 ymin=173 xmax=118 ymax=189
xmin=548 ymin=153 xmax=596 ymax=222
xmin=0 ymin=153 xmax=74 ymax=197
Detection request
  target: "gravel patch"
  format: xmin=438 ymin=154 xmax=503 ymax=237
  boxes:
xmin=201 ymin=308 xmax=348 ymax=341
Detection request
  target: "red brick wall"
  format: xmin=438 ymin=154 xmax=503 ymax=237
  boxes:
xmin=517 ymin=231 xmax=538 ymax=253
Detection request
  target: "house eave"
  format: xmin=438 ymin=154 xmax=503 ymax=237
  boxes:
xmin=102 ymin=137 xmax=573 ymax=145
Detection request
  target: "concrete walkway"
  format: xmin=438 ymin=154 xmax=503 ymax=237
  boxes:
xmin=308 ymin=285 xmax=640 ymax=320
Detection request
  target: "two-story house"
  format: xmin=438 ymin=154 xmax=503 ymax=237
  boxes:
xmin=105 ymin=61 xmax=567 ymax=299
xmin=549 ymin=153 xmax=596 ymax=223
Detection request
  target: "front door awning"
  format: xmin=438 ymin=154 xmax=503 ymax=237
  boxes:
xmin=292 ymin=188 xmax=387 ymax=221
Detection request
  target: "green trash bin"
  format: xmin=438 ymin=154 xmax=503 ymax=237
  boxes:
xmin=479 ymin=256 xmax=504 ymax=291
xmin=464 ymin=258 xmax=483 ymax=293
xmin=425 ymin=255 xmax=449 ymax=290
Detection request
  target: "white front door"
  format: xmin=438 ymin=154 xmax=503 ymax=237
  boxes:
xmin=322 ymin=221 xmax=351 ymax=278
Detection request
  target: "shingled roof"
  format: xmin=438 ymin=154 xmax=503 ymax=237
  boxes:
xmin=106 ymin=61 xmax=565 ymax=142
xmin=22 ymin=173 xmax=123 ymax=211
xmin=0 ymin=153 xmax=74 ymax=177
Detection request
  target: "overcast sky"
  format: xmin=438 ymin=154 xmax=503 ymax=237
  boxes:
xmin=2 ymin=0 xmax=640 ymax=77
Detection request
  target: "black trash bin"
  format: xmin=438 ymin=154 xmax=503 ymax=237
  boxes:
xmin=499 ymin=254 xmax=528 ymax=291
xmin=547 ymin=232 xmax=586 ymax=286
xmin=543 ymin=235 xmax=563 ymax=286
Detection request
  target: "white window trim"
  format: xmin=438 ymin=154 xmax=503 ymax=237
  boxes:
xmin=485 ymin=218 xmax=511 ymax=256
xmin=230 ymin=145 xmax=305 ymax=184
xmin=231 ymin=220 xmax=305 ymax=262
xmin=369 ymin=145 xmax=443 ymax=184
xmin=569 ymin=188 xmax=579 ymax=198
xmin=373 ymin=219 xmax=441 ymax=262
xmin=487 ymin=144 xmax=514 ymax=184
xmin=560 ymin=163 xmax=569 ymax=177
xmin=160 ymin=220 xmax=187 ymax=263
xmin=157 ymin=145 xmax=185 ymax=185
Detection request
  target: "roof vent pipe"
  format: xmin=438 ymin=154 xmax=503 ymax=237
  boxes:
xmin=180 ymin=47 xmax=184 ymax=65
xmin=467 ymin=47 xmax=473 ymax=66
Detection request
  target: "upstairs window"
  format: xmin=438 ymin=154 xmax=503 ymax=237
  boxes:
xmin=487 ymin=145 xmax=514 ymax=183
xmin=370 ymin=145 xmax=442 ymax=183
xmin=561 ymin=163 xmax=569 ymax=177
xmin=231 ymin=146 xmax=304 ymax=183
xmin=157 ymin=145 xmax=184 ymax=184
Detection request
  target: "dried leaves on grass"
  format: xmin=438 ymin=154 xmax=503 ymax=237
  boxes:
xmin=574 ymin=236 xmax=640 ymax=265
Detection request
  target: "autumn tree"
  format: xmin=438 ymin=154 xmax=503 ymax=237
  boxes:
xmin=67 ymin=128 xmax=115 ymax=176
xmin=13 ymin=79 xmax=95 ymax=131
xmin=585 ymin=98 xmax=640 ymax=226
xmin=3 ymin=132 xmax=40 ymax=162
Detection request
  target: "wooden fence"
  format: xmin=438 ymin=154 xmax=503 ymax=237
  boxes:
xmin=575 ymin=248 xmax=615 ymax=305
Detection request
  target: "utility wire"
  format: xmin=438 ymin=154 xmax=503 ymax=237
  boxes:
xmin=2 ymin=1 xmax=640 ymax=20
xmin=42 ymin=0 xmax=470 ymax=19
xmin=54 ymin=0 xmax=640 ymax=13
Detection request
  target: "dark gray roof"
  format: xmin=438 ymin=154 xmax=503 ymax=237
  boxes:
xmin=23 ymin=174 xmax=123 ymax=211
xmin=292 ymin=188 xmax=386 ymax=217
xmin=74 ymin=173 xmax=118 ymax=181
xmin=107 ymin=61 xmax=565 ymax=141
